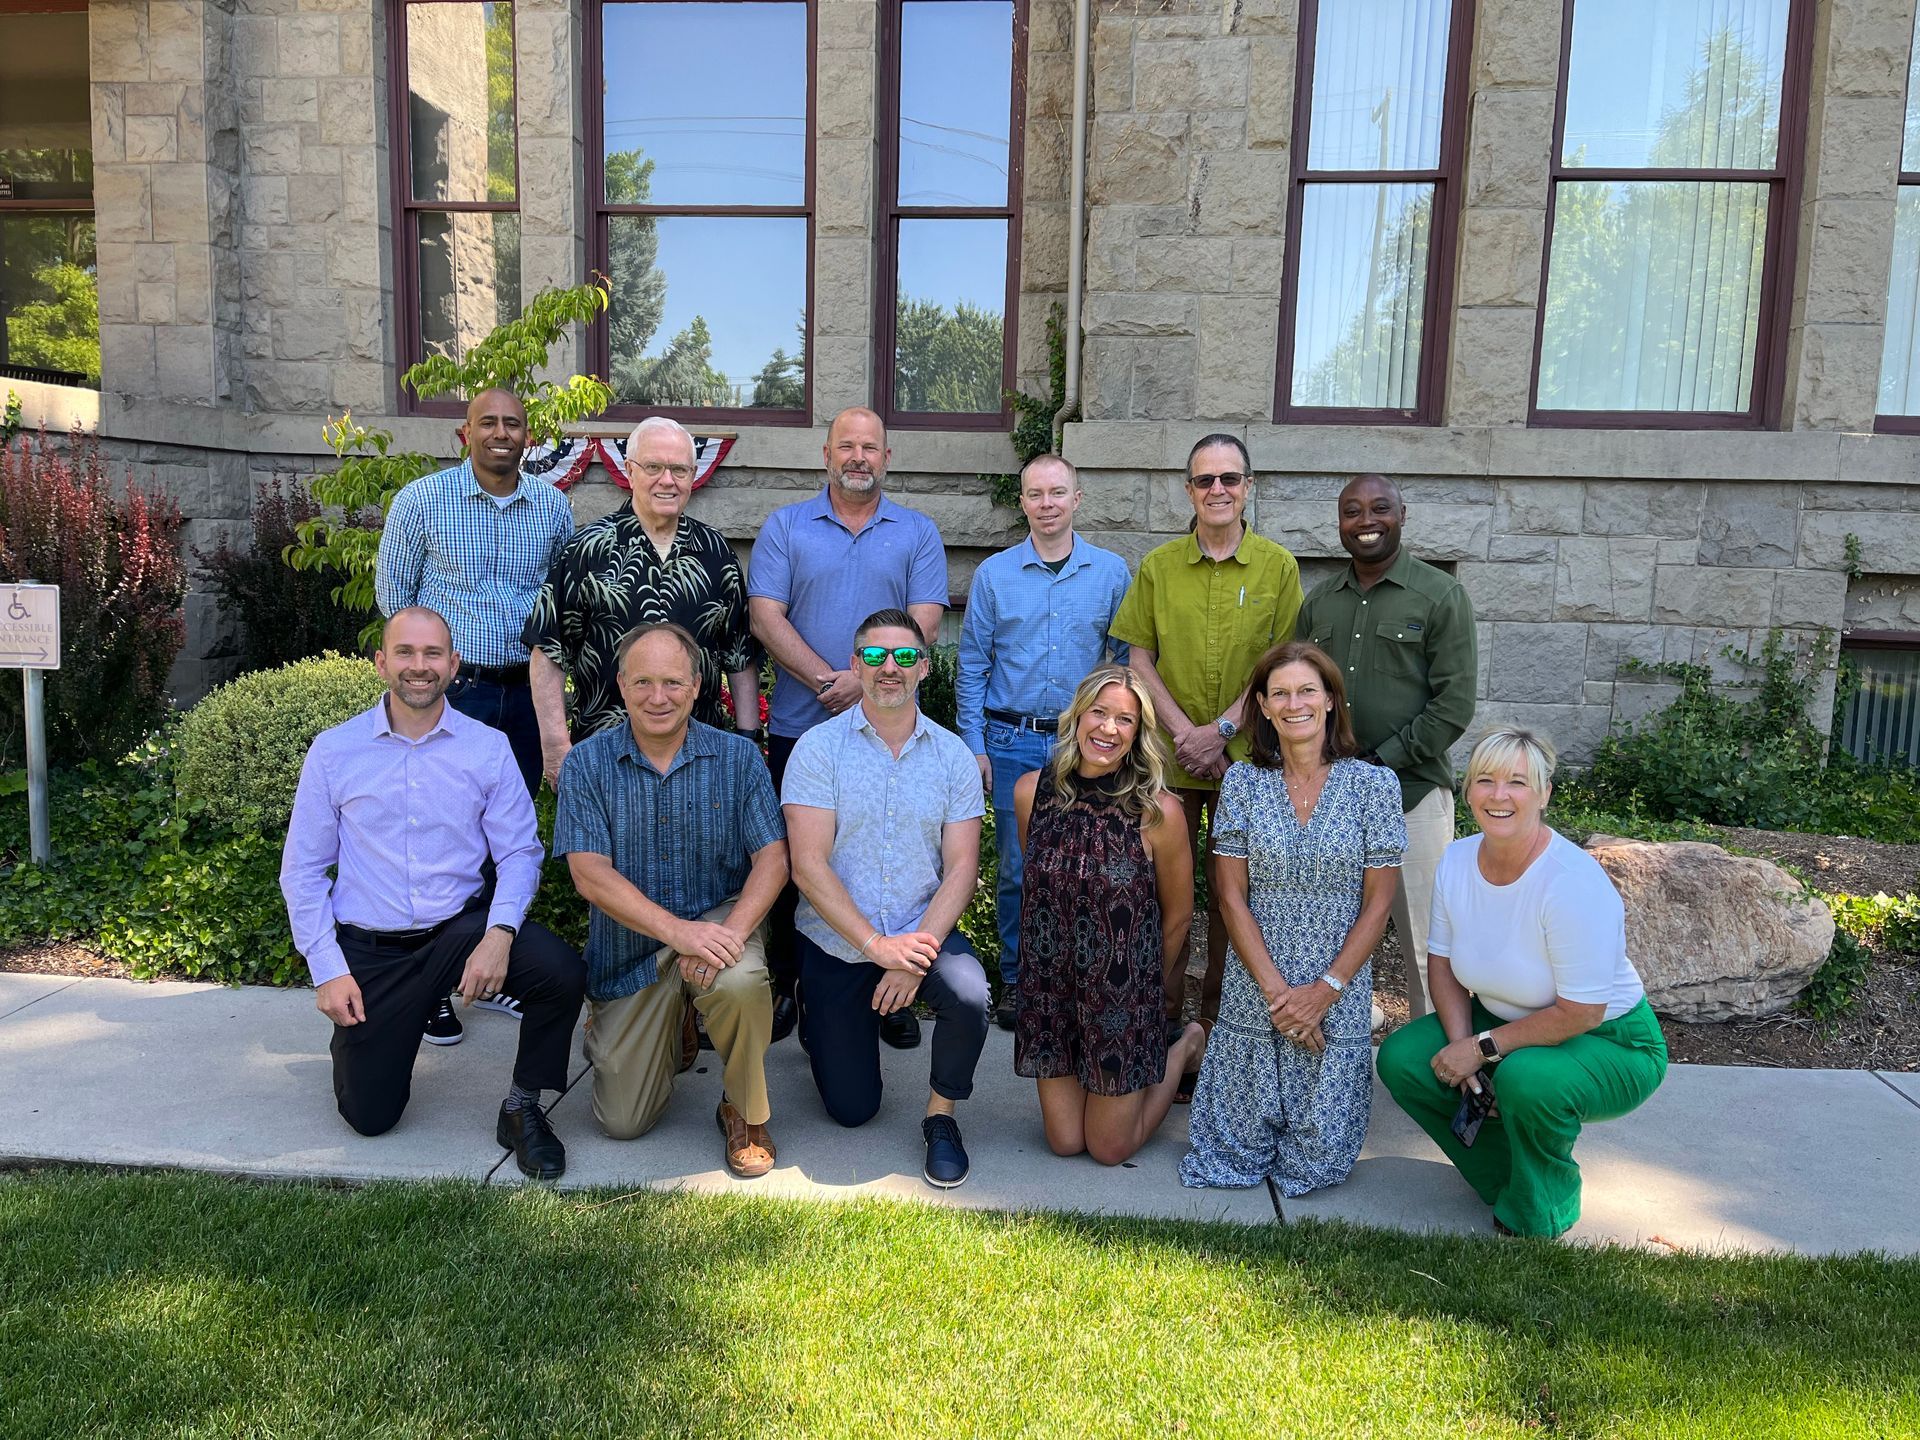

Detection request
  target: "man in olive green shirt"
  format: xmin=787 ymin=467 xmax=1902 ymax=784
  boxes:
xmin=1296 ymin=474 xmax=1476 ymax=1020
xmin=1111 ymin=434 xmax=1303 ymax=1032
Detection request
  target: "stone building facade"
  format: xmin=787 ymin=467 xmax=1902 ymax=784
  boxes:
xmin=8 ymin=0 xmax=1920 ymax=761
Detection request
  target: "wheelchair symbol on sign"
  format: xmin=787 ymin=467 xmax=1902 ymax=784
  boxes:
xmin=6 ymin=595 xmax=27 ymax=621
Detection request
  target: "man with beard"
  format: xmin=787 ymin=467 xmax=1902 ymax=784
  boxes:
xmin=280 ymin=607 xmax=586 ymax=1179
xmin=748 ymin=407 xmax=947 ymax=1048
xmin=377 ymin=387 xmax=574 ymax=800
xmin=1296 ymin=473 xmax=1477 ymax=1020
xmin=782 ymin=610 xmax=989 ymax=1189
xmin=524 ymin=416 xmax=761 ymax=787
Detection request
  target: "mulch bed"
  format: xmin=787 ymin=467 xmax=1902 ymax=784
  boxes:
xmin=0 ymin=941 xmax=133 ymax=980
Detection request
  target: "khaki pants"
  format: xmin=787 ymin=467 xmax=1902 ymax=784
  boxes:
xmin=584 ymin=900 xmax=773 ymax=1138
xmin=1391 ymin=785 xmax=1454 ymax=1019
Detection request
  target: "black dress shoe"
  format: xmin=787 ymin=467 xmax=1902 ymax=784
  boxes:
xmin=880 ymin=1008 xmax=922 ymax=1050
xmin=770 ymin=992 xmax=799 ymax=1044
xmin=496 ymin=1101 xmax=566 ymax=1181
xmin=994 ymin=996 xmax=1017 ymax=1032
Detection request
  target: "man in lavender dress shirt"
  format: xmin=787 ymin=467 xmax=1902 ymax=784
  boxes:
xmin=280 ymin=607 xmax=586 ymax=1179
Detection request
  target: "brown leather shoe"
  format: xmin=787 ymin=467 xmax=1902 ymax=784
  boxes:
xmin=679 ymin=1005 xmax=699 ymax=1074
xmin=716 ymin=1100 xmax=776 ymax=1179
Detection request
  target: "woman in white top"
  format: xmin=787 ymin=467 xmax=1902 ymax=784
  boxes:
xmin=1376 ymin=728 xmax=1668 ymax=1238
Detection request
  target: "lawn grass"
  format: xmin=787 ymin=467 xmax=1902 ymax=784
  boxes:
xmin=2 ymin=1168 xmax=1916 ymax=1438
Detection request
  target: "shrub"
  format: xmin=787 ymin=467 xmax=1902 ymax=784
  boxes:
xmin=0 ymin=428 xmax=186 ymax=768
xmin=176 ymin=653 xmax=386 ymax=830
xmin=919 ymin=642 xmax=959 ymax=732
xmin=1797 ymin=928 xmax=1872 ymax=1024
xmin=197 ymin=477 xmax=369 ymax=672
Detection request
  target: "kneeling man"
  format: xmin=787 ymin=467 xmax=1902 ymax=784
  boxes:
xmin=783 ymin=608 xmax=990 ymax=1188
xmin=281 ymin=606 xmax=586 ymax=1179
xmin=555 ymin=623 xmax=788 ymax=1177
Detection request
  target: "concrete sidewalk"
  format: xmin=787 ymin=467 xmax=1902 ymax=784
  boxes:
xmin=3 ymin=972 xmax=1917 ymax=1255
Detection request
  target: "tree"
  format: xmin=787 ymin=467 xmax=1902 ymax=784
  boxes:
xmin=603 ymin=149 xmax=668 ymax=372
xmin=749 ymin=317 xmax=807 ymax=409
xmin=7 ymin=260 xmax=99 ymax=384
xmin=614 ymin=314 xmax=733 ymax=407
xmin=892 ymin=296 xmax=1004 ymax=413
xmin=289 ymin=281 xmax=613 ymax=642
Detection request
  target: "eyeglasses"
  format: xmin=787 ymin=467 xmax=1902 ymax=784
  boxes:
xmin=857 ymin=646 xmax=925 ymax=668
xmin=1189 ymin=471 xmax=1249 ymax=491
xmin=635 ymin=461 xmax=695 ymax=483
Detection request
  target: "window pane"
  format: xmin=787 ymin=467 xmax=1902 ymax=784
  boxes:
xmin=1839 ymin=647 xmax=1920 ymax=767
xmin=0 ymin=213 xmax=97 ymax=385
xmin=1290 ymin=183 xmax=1432 ymax=409
xmin=417 ymin=211 xmax=521 ymax=361
xmin=601 ymin=2 xmax=806 ymax=207
xmin=1880 ymin=188 xmax=1920 ymax=414
xmin=1537 ymin=179 xmax=1767 ymax=413
xmin=899 ymin=0 xmax=1014 ymax=207
xmin=607 ymin=215 xmax=806 ymax=407
xmin=1562 ymin=0 xmax=1789 ymax=170
xmin=893 ymin=218 xmax=1007 ymax=413
xmin=1904 ymin=5 xmax=1920 ymax=171
xmin=1305 ymin=0 xmax=1451 ymax=172
xmin=408 ymin=1 xmax=517 ymax=203
xmin=0 ymin=11 xmax=93 ymax=200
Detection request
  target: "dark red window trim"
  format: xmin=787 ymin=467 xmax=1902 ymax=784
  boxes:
xmin=873 ymin=0 xmax=1028 ymax=432
xmin=582 ymin=0 xmax=815 ymax=428
xmin=1271 ymin=0 xmax=1474 ymax=427
xmin=1528 ymin=0 xmax=1815 ymax=432
xmin=387 ymin=0 xmax=525 ymax=418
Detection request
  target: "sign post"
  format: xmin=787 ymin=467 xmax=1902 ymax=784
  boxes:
xmin=0 ymin=585 xmax=61 ymax=863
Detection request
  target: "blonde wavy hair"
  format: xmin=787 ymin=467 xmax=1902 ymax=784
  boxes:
xmin=1044 ymin=665 xmax=1172 ymax=827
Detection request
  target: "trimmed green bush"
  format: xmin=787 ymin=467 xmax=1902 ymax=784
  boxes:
xmin=177 ymin=653 xmax=385 ymax=830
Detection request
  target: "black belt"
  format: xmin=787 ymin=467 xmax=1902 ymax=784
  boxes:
xmin=338 ymin=895 xmax=486 ymax=951
xmin=986 ymin=707 xmax=1059 ymax=734
xmin=461 ymin=661 xmax=531 ymax=686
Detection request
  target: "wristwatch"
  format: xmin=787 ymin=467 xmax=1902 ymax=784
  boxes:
xmin=491 ymin=923 xmax=518 ymax=939
xmin=1319 ymin=971 xmax=1345 ymax=994
xmin=1475 ymin=1030 xmax=1502 ymax=1062
xmin=1216 ymin=717 xmax=1238 ymax=741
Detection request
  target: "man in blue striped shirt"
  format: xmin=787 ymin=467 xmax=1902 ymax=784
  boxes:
xmin=376 ymin=388 xmax=574 ymax=801
xmin=956 ymin=454 xmax=1131 ymax=1028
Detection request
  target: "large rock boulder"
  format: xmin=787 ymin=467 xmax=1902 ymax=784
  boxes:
xmin=1584 ymin=836 xmax=1835 ymax=1022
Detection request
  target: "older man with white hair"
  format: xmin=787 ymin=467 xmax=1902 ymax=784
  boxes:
xmin=525 ymin=416 xmax=762 ymax=786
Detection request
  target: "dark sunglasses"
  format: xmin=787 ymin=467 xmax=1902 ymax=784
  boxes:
xmin=858 ymin=645 xmax=925 ymax=667
xmin=1189 ymin=471 xmax=1248 ymax=491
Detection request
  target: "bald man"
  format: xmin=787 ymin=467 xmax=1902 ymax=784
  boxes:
xmin=377 ymin=387 xmax=575 ymax=800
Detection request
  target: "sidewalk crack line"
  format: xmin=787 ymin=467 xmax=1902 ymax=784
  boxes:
xmin=0 ymin=978 xmax=80 ymax=1023
xmin=1871 ymin=1070 xmax=1920 ymax=1114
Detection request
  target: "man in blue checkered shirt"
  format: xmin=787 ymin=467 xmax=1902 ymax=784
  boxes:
xmin=376 ymin=387 xmax=574 ymax=801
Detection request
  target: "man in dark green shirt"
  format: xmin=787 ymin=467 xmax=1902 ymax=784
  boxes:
xmin=1296 ymin=475 xmax=1477 ymax=1020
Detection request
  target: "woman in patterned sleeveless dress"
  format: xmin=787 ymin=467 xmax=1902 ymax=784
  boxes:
xmin=1181 ymin=641 xmax=1406 ymax=1195
xmin=1012 ymin=665 xmax=1208 ymax=1166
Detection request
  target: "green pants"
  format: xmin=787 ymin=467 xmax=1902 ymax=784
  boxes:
xmin=1376 ymin=997 xmax=1668 ymax=1238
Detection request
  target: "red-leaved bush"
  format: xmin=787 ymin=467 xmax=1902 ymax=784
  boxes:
xmin=0 ymin=428 xmax=186 ymax=767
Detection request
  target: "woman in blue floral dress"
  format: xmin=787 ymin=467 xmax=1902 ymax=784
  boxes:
xmin=1181 ymin=641 xmax=1406 ymax=1195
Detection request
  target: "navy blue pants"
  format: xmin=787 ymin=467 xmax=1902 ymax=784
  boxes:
xmin=797 ymin=931 xmax=990 ymax=1127
xmin=448 ymin=675 xmax=542 ymax=797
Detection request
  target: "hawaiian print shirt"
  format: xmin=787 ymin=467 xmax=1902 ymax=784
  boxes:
xmin=522 ymin=506 xmax=761 ymax=738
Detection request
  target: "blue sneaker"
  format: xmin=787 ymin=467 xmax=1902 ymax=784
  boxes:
xmin=921 ymin=1113 xmax=970 ymax=1189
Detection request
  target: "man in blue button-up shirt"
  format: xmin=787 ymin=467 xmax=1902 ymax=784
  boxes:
xmin=555 ymin=622 xmax=789 ymax=1178
xmin=376 ymin=388 xmax=574 ymax=798
xmin=280 ymin=607 xmax=586 ymax=1179
xmin=956 ymin=455 xmax=1131 ymax=1026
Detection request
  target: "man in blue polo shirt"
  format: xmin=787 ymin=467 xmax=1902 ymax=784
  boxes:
xmin=748 ymin=406 xmax=947 ymax=1048
xmin=956 ymin=454 xmax=1130 ymax=1029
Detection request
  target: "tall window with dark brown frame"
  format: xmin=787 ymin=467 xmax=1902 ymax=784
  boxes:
xmin=1275 ymin=0 xmax=1472 ymax=425
xmin=1531 ymin=0 xmax=1812 ymax=429
xmin=0 ymin=0 xmax=96 ymax=388
xmin=390 ymin=0 xmax=522 ymax=410
xmin=875 ymin=0 xmax=1026 ymax=429
xmin=587 ymin=0 xmax=812 ymax=423
xmin=1874 ymin=4 xmax=1920 ymax=432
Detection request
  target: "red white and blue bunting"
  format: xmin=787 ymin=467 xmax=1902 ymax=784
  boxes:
xmin=520 ymin=433 xmax=735 ymax=492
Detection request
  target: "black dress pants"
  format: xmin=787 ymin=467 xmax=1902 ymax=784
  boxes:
xmin=331 ymin=908 xmax=585 ymax=1136
xmin=763 ymin=731 xmax=802 ymax=997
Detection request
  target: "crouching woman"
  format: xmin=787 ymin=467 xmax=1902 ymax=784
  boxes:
xmin=1376 ymin=728 xmax=1668 ymax=1238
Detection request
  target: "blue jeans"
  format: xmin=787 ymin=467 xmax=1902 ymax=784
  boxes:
xmin=984 ymin=720 xmax=1054 ymax=990
xmin=447 ymin=675 xmax=542 ymax=798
